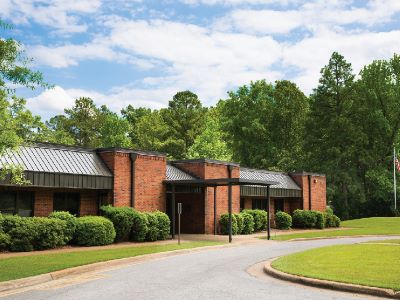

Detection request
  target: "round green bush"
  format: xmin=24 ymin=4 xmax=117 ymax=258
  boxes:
xmin=240 ymin=212 xmax=254 ymax=234
xmin=292 ymin=209 xmax=317 ymax=228
xmin=100 ymin=206 xmax=136 ymax=242
xmin=74 ymin=216 xmax=116 ymax=246
xmin=235 ymin=213 xmax=244 ymax=234
xmin=313 ymin=211 xmax=325 ymax=229
xmin=275 ymin=211 xmax=292 ymax=230
xmin=130 ymin=212 xmax=148 ymax=242
xmin=31 ymin=217 xmax=68 ymax=250
xmin=219 ymin=213 xmax=238 ymax=235
xmin=48 ymin=211 xmax=77 ymax=243
xmin=242 ymin=209 xmax=267 ymax=231
xmin=0 ymin=232 xmax=10 ymax=251
xmin=332 ymin=215 xmax=341 ymax=227
xmin=1 ymin=215 xmax=36 ymax=252
xmin=153 ymin=211 xmax=170 ymax=240
xmin=145 ymin=213 xmax=159 ymax=241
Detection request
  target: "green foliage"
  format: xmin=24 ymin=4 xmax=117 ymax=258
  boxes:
xmin=219 ymin=213 xmax=238 ymax=235
xmin=235 ymin=213 xmax=244 ymax=234
xmin=240 ymin=212 xmax=254 ymax=234
xmin=242 ymin=209 xmax=267 ymax=231
xmin=48 ymin=211 xmax=77 ymax=243
xmin=145 ymin=213 xmax=159 ymax=241
xmin=313 ymin=211 xmax=325 ymax=229
xmin=31 ymin=217 xmax=68 ymax=250
xmin=153 ymin=211 xmax=170 ymax=240
xmin=74 ymin=216 xmax=116 ymax=246
xmin=0 ymin=232 xmax=10 ymax=251
xmin=100 ymin=206 xmax=136 ymax=242
xmin=292 ymin=210 xmax=317 ymax=229
xmin=275 ymin=211 xmax=292 ymax=230
xmin=130 ymin=212 xmax=149 ymax=242
xmin=121 ymin=105 xmax=151 ymax=146
xmin=187 ymin=108 xmax=232 ymax=161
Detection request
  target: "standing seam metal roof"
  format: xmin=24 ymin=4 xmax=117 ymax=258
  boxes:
xmin=166 ymin=165 xmax=197 ymax=181
xmin=239 ymin=168 xmax=301 ymax=190
xmin=0 ymin=145 xmax=112 ymax=177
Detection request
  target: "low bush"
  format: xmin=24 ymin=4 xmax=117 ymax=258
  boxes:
xmin=219 ymin=213 xmax=238 ymax=235
xmin=242 ymin=209 xmax=267 ymax=231
xmin=332 ymin=215 xmax=341 ymax=227
xmin=235 ymin=213 xmax=244 ymax=234
xmin=130 ymin=212 xmax=148 ymax=242
xmin=313 ymin=211 xmax=325 ymax=229
xmin=74 ymin=216 xmax=116 ymax=246
xmin=145 ymin=213 xmax=159 ymax=241
xmin=100 ymin=206 xmax=136 ymax=242
xmin=48 ymin=211 xmax=77 ymax=243
xmin=153 ymin=211 xmax=170 ymax=240
xmin=32 ymin=217 xmax=68 ymax=250
xmin=240 ymin=212 xmax=254 ymax=234
xmin=275 ymin=211 xmax=292 ymax=230
xmin=324 ymin=209 xmax=341 ymax=228
xmin=292 ymin=210 xmax=317 ymax=228
xmin=0 ymin=232 xmax=10 ymax=251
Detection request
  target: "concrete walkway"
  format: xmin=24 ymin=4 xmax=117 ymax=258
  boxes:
xmin=3 ymin=235 xmax=398 ymax=300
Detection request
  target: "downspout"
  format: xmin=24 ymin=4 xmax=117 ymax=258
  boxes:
xmin=308 ymin=175 xmax=312 ymax=210
xmin=130 ymin=153 xmax=138 ymax=208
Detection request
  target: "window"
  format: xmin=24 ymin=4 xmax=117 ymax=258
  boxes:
xmin=252 ymin=198 xmax=267 ymax=210
xmin=0 ymin=191 xmax=34 ymax=216
xmin=274 ymin=199 xmax=284 ymax=213
xmin=53 ymin=193 xmax=80 ymax=216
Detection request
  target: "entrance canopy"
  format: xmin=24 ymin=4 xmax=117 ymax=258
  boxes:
xmin=165 ymin=175 xmax=278 ymax=243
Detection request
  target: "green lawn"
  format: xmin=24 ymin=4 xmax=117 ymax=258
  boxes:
xmin=364 ymin=239 xmax=400 ymax=244
xmin=0 ymin=241 xmax=221 ymax=282
xmin=272 ymin=242 xmax=400 ymax=291
xmin=272 ymin=217 xmax=400 ymax=241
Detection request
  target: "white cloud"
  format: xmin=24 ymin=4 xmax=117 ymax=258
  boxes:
xmin=0 ymin=0 xmax=101 ymax=33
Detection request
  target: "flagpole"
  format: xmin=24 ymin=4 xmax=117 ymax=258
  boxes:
xmin=394 ymin=147 xmax=397 ymax=210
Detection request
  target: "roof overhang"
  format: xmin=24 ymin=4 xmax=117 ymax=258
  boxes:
xmin=165 ymin=177 xmax=278 ymax=187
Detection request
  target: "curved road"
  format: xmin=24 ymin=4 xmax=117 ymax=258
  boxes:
xmin=4 ymin=236 xmax=397 ymax=300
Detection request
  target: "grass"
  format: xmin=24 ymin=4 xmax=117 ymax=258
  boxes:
xmin=364 ymin=239 xmax=400 ymax=244
xmin=0 ymin=241 xmax=222 ymax=282
xmin=271 ymin=217 xmax=400 ymax=241
xmin=272 ymin=242 xmax=400 ymax=291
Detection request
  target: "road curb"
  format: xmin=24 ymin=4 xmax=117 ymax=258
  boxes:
xmin=285 ymin=234 xmax=399 ymax=242
xmin=0 ymin=243 xmax=232 ymax=294
xmin=264 ymin=258 xmax=400 ymax=299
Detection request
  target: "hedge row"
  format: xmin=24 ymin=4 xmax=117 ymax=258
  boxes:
xmin=100 ymin=206 xmax=170 ymax=243
xmin=292 ymin=209 xmax=340 ymax=229
xmin=0 ymin=207 xmax=171 ymax=252
xmin=219 ymin=209 xmax=267 ymax=235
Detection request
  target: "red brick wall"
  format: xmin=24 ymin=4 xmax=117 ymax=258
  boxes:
xmin=134 ymin=155 xmax=166 ymax=212
xmin=291 ymin=174 xmax=309 ymax=210
xmin=242 ymin=198 xmax=252 ymax=209
xmin=290 ymin=174 xmax=326 ymax=212
xmin=34 ymin=190 xmax=53 ymax=216
xmin=98 ymin=151 xmax=131 ymax=207
xmin=80 ymin=190 xmax=99 ymax=215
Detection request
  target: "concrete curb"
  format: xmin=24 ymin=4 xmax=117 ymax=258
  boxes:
xmin=0 ymin=243 xmax=233 ymax=294
xmin=264 ymin=258 xmax=400 ymax=299
xmin=286 ymin=234 xmax=399 ymax=242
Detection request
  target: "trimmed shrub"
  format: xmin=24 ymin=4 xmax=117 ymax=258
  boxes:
xmin=0 ymin=232 xmax=10 ymax=251
xmin=313 ymin=211 xmax=325 ymax=229
xmin=153 ymin=211 xmax=170 ymax=240
xmin=32 ymin=217 xmax=68 ymax=250
xmin=100 ymin=206 xmax=136 ymax=242
xmin=235 ymin=213 xmax=244 ymax=234
xmin=219 ymin=213 xmax=238 ymax=235
xmin=1 ymin=215 xmax=36 ymax=252
xmin=275 ymin=211 xmax=292 ymax=230
xmin=240 ymin=212 xmax=254 ymax=234
xmin=48 ymin=211 xmax=77 ymax=243
xmin=324 ymin=209 xmax=341 ymax=228
xmin=332 ymin=215 xmax=341 ymax=227
xmin=145 ymin=213 xmax=159 ymax=241
xmin=130 ymin=212 xmax=148 ymax=242
xmin=292 ymin=210 xmax=317 ymax=228
xmin=242 ymin=209 xmax=267 ymax=231
xmin=74 ymin=216 xmax=116 ymax=246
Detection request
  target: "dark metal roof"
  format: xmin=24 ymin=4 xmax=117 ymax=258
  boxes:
xmin=166 ymin=165 xmax=197 ymax=181
xmin=96 ymin=147 xmax=166 ymax=157
xmin=0 ymin=144 xmax=112 ymax=189
xmin=172 ymin=158 xmax=239 ymax=167
xmin=240 ymin=168 xmax=301 ymax=190
xmin=165 ymin=177 xmax=278 ymax=187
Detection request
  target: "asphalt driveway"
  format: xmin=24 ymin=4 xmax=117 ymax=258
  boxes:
xmin=3 ymin=236 xmax=397 ymax=300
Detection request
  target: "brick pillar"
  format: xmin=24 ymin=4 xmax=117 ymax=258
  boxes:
xmin=34 ymin=190 xmax=53 ymax=216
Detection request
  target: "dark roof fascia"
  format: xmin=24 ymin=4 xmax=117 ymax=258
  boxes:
xmin=165 ymin=178 xmax=278 ymax=187
xmin=96 ymin=147 xmax=166 ymax=157
xmin=290 ymin=171 xmax=326 ymax=177
xmin=240 ymin=167 xmax=288 ymax=176
xmin=171 ymin=159 xmax=240 ymax=167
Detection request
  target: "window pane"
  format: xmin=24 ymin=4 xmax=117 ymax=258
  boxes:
xmin=53 ymin=193 xmax=80 ymax=216
xmin=0 ymin=192 xmax=16 ymax=214
xmin=17 ymin=192 xmax=33 ymax=217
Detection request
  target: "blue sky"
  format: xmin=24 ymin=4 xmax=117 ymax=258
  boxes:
xmin=1 ymin=0 xmax=400 ymax=119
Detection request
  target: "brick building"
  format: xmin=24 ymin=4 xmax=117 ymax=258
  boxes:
xmin=0 ymin=143 xmax=326 ymax=235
